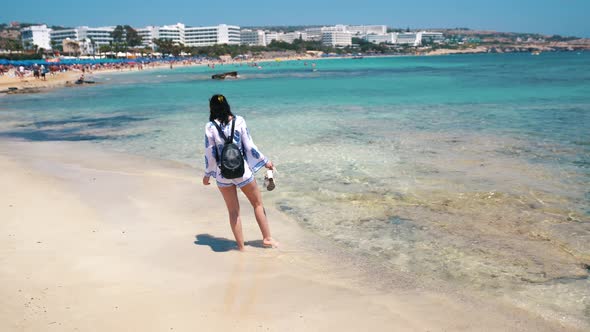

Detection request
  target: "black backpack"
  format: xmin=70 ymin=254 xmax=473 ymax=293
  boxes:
xmin=211 ymin=118 xmax=245 ymax=179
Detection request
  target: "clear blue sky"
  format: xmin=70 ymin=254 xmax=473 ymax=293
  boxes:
xmin=2 ymin=0 xmax=589 ymax=37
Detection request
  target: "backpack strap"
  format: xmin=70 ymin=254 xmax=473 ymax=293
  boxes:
xmin=211 ymin=118 xmax=236 ymax=144
xmin=229 ymin=117 xmax=236 ymax=143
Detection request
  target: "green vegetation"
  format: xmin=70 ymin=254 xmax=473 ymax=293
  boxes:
xmin=49 ymin=25 xmax=73 ymax=30
xmin=243 ymin=25 xmax=320 ymax=33
xmin=352 ymin=38 xmax=388 ymax=53
xmin=107 ymin=25 xmax=143 ymax=52
xmin=546 ymin=35 xmax=579 ymax=42
xmin=0 ymin=37 xmax=23 ymax=52
xmin=147 ymin=38 xmax=366 ymax=58
xmin=0 ymin=53 xmax=42 ymax=60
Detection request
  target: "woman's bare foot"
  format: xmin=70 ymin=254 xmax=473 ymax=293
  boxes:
xmin=262 ymin=237 xmax=279 ymax=248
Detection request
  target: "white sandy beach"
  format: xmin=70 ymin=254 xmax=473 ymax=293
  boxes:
xmin=0 ymin=54 xmax=314 ymax=94
xmin=0 ymin=71 xmax=81 ymax=92
xmin=0 ymin=139 xmax=580 ymax=331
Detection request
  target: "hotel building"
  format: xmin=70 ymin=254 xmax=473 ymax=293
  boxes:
xmin=394 ymin=32 xmax=421 ymax=46
xmin=21 ymin=24 xmax=52 ymax=50
xmin=240 ymin=29 xmax=266 ymax=46
xmin=347 ymin=25 xmax=387 ymax=36
xmin=279 ymin=31 xmax=307 ymax=43
xmin=305 ymin=25 xmax=347 ymax=41
xmin=418 ymin=31 xmax=444 ymax=43
xmin=322 ymin=30 xmax=352 ymax=47
xmin=50 ymin=26 xmax=114 ymax=47
xmin=35 ymin=22 xmax=440 ymax=52
xmin=48 ymin=23 xmax=240 ymax=51
xmin=137 ymin=23 xmax=185 ymax=48
xmin=50 ymin=28 xmax=79 ymax=47
xmin=137 ymin=26 xmax=159 ymax=47
xmin=139 ymin=24 xmax=241 ymax=48
xmin=305 ymin=24 xmax=386 ymax=41
xmin=184 ymin=24 xmax=240 ymax=47
xmin=265 ymin=31 xmax=280 ymax=44
xmin=158 ymin=23 xmax=185 ymax=44
xmin=364 ymin=31 xmax=443 ymax=46
xmin=364 ymin=33 xmax=397 ymax=44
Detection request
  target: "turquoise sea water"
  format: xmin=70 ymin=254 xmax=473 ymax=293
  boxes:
xmin=1 ymin=53 xmax=589 ymax=327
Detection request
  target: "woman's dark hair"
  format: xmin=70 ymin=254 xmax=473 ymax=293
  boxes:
xmin=209 ymin=94 xmax=234 ymax=125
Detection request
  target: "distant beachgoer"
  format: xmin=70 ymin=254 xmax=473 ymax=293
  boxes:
xmin=40 ymin=65 xmax=47 ymax=80
xmin=203 ymin=94 xmax=277 ymax=250
xmin=33 ymin=64 xmax=40 ymax=79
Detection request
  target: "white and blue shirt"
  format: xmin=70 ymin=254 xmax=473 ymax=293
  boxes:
xmin=204 ymin=115 xmax=268 ymax=178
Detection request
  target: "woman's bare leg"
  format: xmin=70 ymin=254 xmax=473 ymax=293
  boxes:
xmin=240 ymin=180 xmax=278 ymax=247
xmin=218 ymin=185 xmax=244 ymax=250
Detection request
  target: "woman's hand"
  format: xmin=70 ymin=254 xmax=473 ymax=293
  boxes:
xmin=202 ymin=176 xmax=210 ymax=185
xmin=265 ymin=161 xmax=274 ymax=170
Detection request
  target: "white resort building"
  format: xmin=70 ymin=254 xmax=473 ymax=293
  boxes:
xmin=21 ymin=25 xmax=52 ymax=50
xmin=46 ymin=23 xmax=241 ymax=52
xmin=363 ymin=31 xmax=444 ymax=46
xmin=49 ymin=28 xmax=79 ymax=47
xmin=305 ymin=25 xmax=347 ymax=41
xmin=184 ymin=24 xmax=240 ymax=47
xmin=159 ymin=24 xmax=184 ymax=44
xmin=364 ymin=33 xmax=397 ymax=44
xmin=304 ymin=25 xmax=353 ymax=46
xmin=23 ymin=21 xmax=440 ymax=54
xmin=347 ymin=25 xmax=387 ymax=36
xmin=138 ymin=23 xmax=239 ymax=48
xmin=419 ymin=31 xmax=445 ymax=43
xmin=240 ymin=29 xmax=266 ymax=46
xmin=50 ymin=26 xmax=114 ymax=48
xmin=137 ymin=26 xmax=158 ymax=47
xmin=394 ymin=32 xmax=421 ymax=46
xmin=322 ymin=30 xmax=352 ymax=47
xmin=264 ymin=31 xmax=280 ymax=44
xmin=137 ymin=23 xmax=185 ymax=48
xmin=278 ymin=31 xmax=307 ymax=43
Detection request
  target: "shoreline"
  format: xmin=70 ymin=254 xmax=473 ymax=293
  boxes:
xmin=0 ymin=55 xmax=316 ymax=94
xmin=0 ymin=71 xmax=81 ymax=94
xmin=0 ymin=138 xmax=580 ymax=331
xmin=1 ymin=50 xmax=586 ymax=95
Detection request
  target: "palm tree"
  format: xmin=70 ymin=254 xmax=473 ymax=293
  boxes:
xmin=71 ymin=43 xmax=80 ymax=57
xmin=89 ymin=37 xmax=97 ymax=58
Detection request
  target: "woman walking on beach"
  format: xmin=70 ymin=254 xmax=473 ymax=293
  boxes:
xmin=203 ymin=94 xmax=277 ymax=250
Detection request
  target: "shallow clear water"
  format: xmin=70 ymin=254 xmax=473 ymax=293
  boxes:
xmin=1 ymin=53 xmax=589 ymax=327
